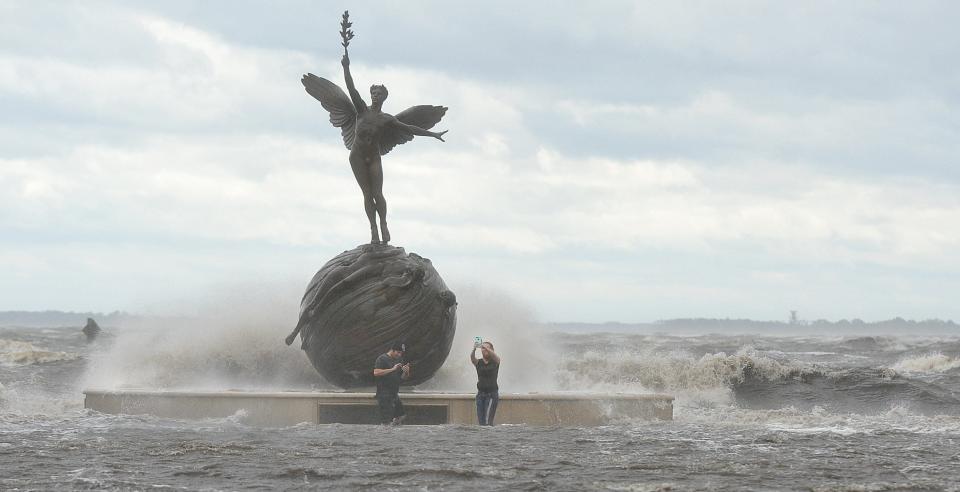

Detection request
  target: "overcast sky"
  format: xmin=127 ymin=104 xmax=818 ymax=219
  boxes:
xmin=2 ymin=1 xmax=959 ymax=322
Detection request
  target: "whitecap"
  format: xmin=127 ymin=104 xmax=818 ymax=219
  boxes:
xmin=892 ymin=352 xmax=960 ymax=373
xmin=0 ymin=338 xmax=79 ymax=365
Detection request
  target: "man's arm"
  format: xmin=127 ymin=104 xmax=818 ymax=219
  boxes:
xmin=341 ymin=54 xmax=367 ymax=113
xmin=393 ymin=118 xmax=447 ymax=141
xmin=469 ymin=345 xmax=478 ymax=365
xmin=372 ymin=365 xmax=400 ymax=377
xmin=486 ymin=347 xmax=501 ymax=364
xmin=373 ymin=356 xmax=401 ymax=377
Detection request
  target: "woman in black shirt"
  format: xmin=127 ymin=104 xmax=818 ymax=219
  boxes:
xmin=470 ymin=340 xmax=501 ymax=425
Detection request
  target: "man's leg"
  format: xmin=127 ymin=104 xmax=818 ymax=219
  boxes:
xmin=377 ymin=396 xmax=393 ymax=424
xmin=392 ymin=396 xmax=406 ymax=424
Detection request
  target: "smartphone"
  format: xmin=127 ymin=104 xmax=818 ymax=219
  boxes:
xmin=473 ymin=336 xmax=483 ymax=345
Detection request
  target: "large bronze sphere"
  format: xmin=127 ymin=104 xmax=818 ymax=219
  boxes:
xmin=294 ymin=244 xmax=457 ymax=388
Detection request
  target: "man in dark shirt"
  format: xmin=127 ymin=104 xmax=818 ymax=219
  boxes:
xmin=373 ymin=342 xmax=410 ymax=425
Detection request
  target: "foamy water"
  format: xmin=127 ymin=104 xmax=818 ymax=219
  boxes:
xmin=893 ymin=352 xmax=960 ymax=373
xmin=0 ymin=338 xmax=78 ymax=365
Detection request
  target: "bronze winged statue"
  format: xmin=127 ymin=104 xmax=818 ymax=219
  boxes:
xmin=302 ymin=11 xmax=448 ymax=244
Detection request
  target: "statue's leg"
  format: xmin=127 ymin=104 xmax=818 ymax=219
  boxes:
xmin=285 ymin=246 xmax=400 ymax=348
xmin=283 ymin=325 xmax=301 ymax=346
xmin=369 ymin=157 xmax=389 ymax=243
xmin=351 ymin=154 xmax=380 ymax=243
xmin=286 ymin=263 xmax=353 ymax=346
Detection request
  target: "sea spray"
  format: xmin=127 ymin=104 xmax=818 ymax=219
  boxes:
xmin=82 ymin=280 xmax=554 ymax=392
xmin=419 ymin=284 xmax=556 ymax=393
xmin=83 ymin=279 xmax=320 ymax=390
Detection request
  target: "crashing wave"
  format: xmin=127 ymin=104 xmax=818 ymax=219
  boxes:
xmin=555 ymin=346 xmax=806 ymax=393
xmin=553 ymin=344 xmax=960 ymax=415
xmin=0 ymin=339 xmax=78 ymax=365
xmin=892 ymin=352 xmax=960 ymax=374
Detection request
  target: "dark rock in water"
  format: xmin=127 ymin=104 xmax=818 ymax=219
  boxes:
xmin=82 ymin=317 xmax=101 ymax=342
xmin=286 ymin=244 xmax=457 ymax=388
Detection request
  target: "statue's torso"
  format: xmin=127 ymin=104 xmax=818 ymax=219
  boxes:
xmin=354 ymin=111 xmax=393 ymax=150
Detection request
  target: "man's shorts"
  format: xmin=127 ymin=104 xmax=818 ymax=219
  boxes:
xmin=376 ymin=394 xmax=405 ymax=424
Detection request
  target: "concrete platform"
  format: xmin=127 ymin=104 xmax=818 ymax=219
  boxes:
xmin=83 ymin=389 xmax=673 ymax=426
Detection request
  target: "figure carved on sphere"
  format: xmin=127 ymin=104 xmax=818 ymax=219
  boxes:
xmin=302 ymin=11 xmax=448 ymax=244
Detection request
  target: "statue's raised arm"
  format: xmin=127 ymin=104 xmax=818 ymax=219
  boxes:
xmin=300 ymin=10 xmax=449 ymax=245
xmin=340 ymin=53 xmax=367 ymax=114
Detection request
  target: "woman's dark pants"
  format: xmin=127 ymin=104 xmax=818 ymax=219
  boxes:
xmin=476 ymin=391 xmax=499 ymax=426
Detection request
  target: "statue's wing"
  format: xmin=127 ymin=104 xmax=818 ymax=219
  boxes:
xmin=378 ymin=105 xmax=448 ymax=156
xmin=301 ymin=73 xmax=357 ymax=150
xmin=397 ymin=105 xmax=447 ymax=130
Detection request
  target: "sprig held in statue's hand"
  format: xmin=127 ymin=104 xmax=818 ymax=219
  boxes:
xmin=340 ymin=11 xmax=354 ymax=50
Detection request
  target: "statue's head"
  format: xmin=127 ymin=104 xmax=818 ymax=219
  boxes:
xmin=370 ymin=84 xmax=388 ymax=105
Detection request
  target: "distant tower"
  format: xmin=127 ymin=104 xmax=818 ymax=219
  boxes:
xmin=789 ymin=310 xmax=798 ymax=325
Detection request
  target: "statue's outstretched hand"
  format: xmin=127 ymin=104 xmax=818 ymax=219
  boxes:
xmin=434 ymin=130 xmax=448 ymax=142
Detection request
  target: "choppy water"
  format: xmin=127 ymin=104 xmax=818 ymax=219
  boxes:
xmin=3 ymin=325 xmax=960 ymax=490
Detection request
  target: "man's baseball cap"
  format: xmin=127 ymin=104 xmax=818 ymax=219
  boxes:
xmin=391 ymin=342 xmax=407 ymax=353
